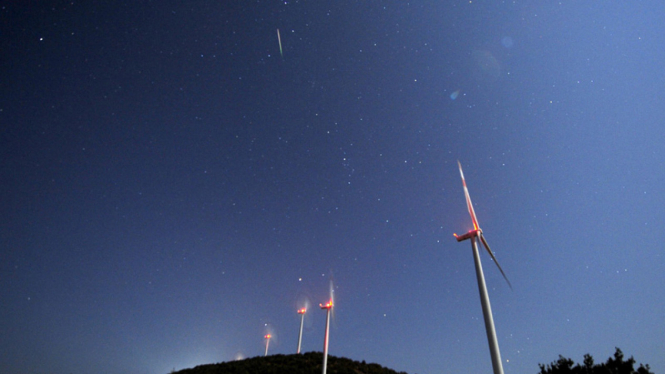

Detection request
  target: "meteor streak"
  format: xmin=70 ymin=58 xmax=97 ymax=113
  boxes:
xmin=277 ymin=29 xmax=283 ymax=58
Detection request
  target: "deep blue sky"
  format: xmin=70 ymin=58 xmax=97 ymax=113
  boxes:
xmin=2 ymin=2 xmax=664 ymax=374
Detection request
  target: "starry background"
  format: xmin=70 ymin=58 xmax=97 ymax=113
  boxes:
xmin=1 ymin=2 xmax=664 ymax=374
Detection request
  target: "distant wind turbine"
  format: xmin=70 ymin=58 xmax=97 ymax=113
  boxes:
xmin=320 ymin=300 xmax=332 ymax=374
xmin=454 ymin=161 xmax=512 ymax=374
xmin=264 ymin=334 xmax=271 ymax=356
xmin=320 ymin=279 xmax=335 ymax=374
xmin=296 ymin=308 xmax=306 ymax=354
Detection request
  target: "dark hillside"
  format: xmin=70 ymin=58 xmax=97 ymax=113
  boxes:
xmin=173 ymin=352 xmax=409 ymax=374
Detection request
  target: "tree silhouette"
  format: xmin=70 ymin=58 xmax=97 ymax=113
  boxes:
xmin=539 ymin=348 xmax=653 ymax=374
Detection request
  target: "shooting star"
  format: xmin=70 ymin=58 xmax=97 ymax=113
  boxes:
xmin=277 ymin=29 xmax=283 ymax=58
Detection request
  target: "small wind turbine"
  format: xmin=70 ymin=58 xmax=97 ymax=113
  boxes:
xmin=264 ymin=334 xmax=271 ymax=356
xmin=320 ymin=299 xmax=333 ymax=374
xmin=296 ymin=308 xmax=306 ymax=354
xmin=454 ymin=161 xmax=512 ymax=374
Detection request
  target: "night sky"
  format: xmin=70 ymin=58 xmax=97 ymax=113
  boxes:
xmin=2 ymin=2 xmax=664 ymax=374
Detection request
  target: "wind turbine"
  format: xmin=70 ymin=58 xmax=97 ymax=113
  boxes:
xmin=454 ymin=160 xmax=512 ymax=374
xmin=296 ymin=308 xmax=306 ymax=354
xmin=320 ymin=299 xmax=333 ymax=374
xmin=320 ymin=278 xmax=336 ymax=374
xmin=264 ymin=334 xmax=272 ymax=356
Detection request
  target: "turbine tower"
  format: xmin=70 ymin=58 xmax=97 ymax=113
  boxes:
xmin=320 ymin=299 xmax=333 ymax=374
xmin=264 ymin=334 xmax=271 ymax=356
xmin=454 ymin=161 xmax=512 ymax=374
xmin=296 ymin=308 xmax=306 ymax=354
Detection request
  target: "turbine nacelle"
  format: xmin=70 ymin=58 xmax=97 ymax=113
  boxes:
xmin=297 ymin=308 xmax=307 ymax=314
xmin=320 ymin=300 xmax=333 ymax=310
xmin=454 ymin=229 xmax=481 ymax=242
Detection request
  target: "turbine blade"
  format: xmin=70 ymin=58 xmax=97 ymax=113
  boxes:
xmin=329 ymin=278 xmax=336 ymax=326
xmin=480 ymin=233 xmax=513 ymax=290
xmin=458 ymin=160 xmax=479 ymax=230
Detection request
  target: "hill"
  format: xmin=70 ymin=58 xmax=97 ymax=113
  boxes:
xmin=172 ymin=352 xmax=409 ymax=374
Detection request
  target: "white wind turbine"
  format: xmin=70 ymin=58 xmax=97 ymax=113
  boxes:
xmin=264 ymin=334 xmax=272 ymax=356
xmin=296 ymin=307 xmax=306 ymax=354
xmin=320 ymin=280 xmax=335 ymax=374
xmin=454 ymin=161 xmax=512 ymax=374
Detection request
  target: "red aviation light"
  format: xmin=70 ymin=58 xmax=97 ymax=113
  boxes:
xmin=320 ymin=300 xmax=333 ymax=309
xmin=297 ymin=308 xmax=307 ymax=314
xmin=264 ymin=334 xmax=271 ymax=339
